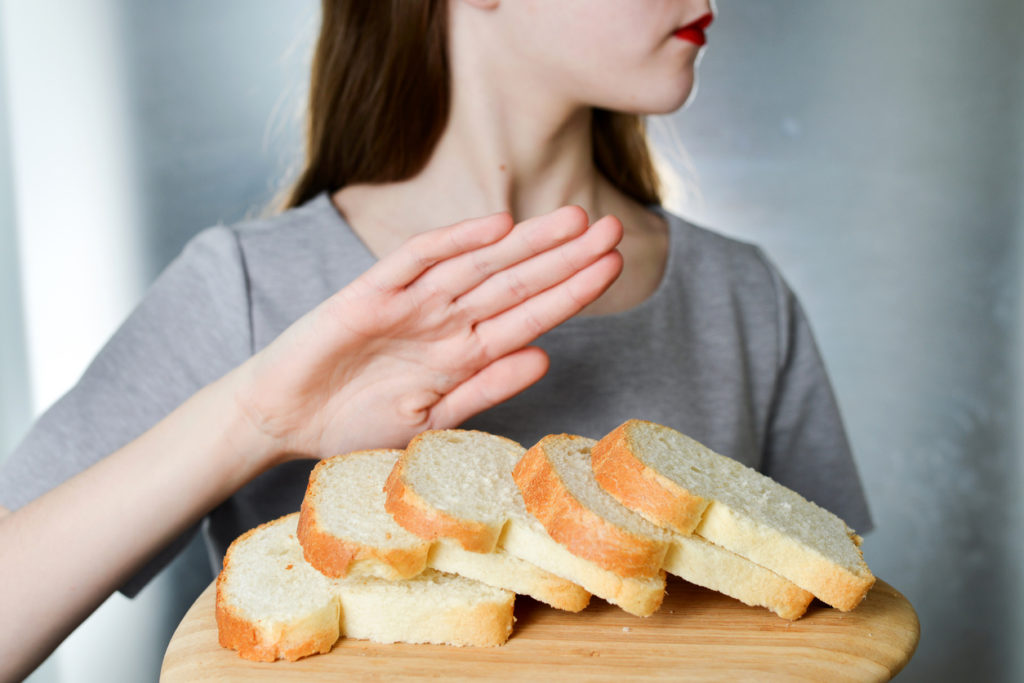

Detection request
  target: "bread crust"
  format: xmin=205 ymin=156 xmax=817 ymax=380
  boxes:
xmin=512 ymin=435 xmax=668 ymax=579
xmin=215 ymin=589 xmax=339 ymax=662
xmin=433 ymin=598 xmax=515 ymax=647
xmin=591 ymin=421 xmax=710 ymax=534
xmin=297 ymin=495 xmax=431 ymax=579
xmin=384 ymin=455 xmax=499 ymax=553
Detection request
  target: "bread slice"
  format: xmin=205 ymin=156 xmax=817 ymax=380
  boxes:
xmin=216 ymin=513 xmax=515 ymax=661
xmin=592 ymin=419 xmax=875 ymax=611
xmin=385 ymin=429 xmax=664 ymax=616
xmin=513 ymin=434 xmax=671 ymax=578
xmin=662 ymin=533 xmax=813 ymax=620
xmin=216 ymin=514 xmax=340 ymax=662
xmin=299 ymin=448 xmax=590 ymax=612
xmin=517 ymin=432 xmax=812 ymax=619
xmin=298 ymin=449 xmax=431 ymax=580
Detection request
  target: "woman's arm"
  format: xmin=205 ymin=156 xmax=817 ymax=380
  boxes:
xmin=0 ymin=206 xmax=623 ymax=681
xmin=0 ymin=376 xmax=267 ymax=683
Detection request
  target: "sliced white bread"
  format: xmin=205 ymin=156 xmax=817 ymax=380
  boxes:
xmin=512 ymin=434 xmax=671 ymax=579
xmin=662 ymin=533 xmax=814 ymax=620
xmin=334 ymin=566 xmax=514 ymax=648
xmin=385 ymin=429 xmax=665 ymax=616
xmin=299 ymin=448 xmax=590 ymax=612
xmin=216 ymin=513 xmax=515 ymax=661
xmin=517 ymin=433 xmax=812 ymax=619
xmin=217 ymin=514 xmax=339 ymax=662
xmin=591 ymin=419 xmax=875 ymax=611
xmin=298 ymin=449 xmax=431 ymax=580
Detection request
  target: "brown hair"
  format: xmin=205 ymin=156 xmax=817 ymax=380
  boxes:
xmin=284 ymin=0 xmax=661 ymax=210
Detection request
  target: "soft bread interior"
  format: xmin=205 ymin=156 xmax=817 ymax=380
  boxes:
xmin=310 ymin=450 xmax=426 ymax=551
xmin=221 ymin=514 xmax=337 ymax=625
xmin=403 ymin=430 xmax=528 ymax=528
xmin=334 ymin=568 xmax=515 ymax=647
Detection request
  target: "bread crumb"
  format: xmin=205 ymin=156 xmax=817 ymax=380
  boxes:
xmin=622 ymin=627 xmax=631 ymax=633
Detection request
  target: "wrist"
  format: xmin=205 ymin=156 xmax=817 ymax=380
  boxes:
xmin=204 ymin=366 xmax=293 ymax=488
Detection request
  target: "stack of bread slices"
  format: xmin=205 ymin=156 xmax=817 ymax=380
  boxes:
xmin=216 ymin=419 xmax=874 ymax=662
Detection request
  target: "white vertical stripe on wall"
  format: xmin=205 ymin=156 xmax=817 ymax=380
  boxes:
xmin=2 ymin=0 xmax=144 ymax=416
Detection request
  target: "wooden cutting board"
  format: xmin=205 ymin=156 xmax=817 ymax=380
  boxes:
xmin=161 ymin=576 xmax=918 ymax=681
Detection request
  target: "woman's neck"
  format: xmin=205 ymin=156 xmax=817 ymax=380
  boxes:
xmin=421 ymin=101 xmax=600 ymax=223
xmin=333 ymin=101 xmax=621 ymax=257
xmin=333 ymin=8 xmax=643 ymax=254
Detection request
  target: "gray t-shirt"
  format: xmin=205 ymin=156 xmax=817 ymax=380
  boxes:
xmin=0 ymin=193 xmax=872 ymax=595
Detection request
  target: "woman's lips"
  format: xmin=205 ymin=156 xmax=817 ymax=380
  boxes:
xmin=674 ymin=12 xmax=714 ymax=46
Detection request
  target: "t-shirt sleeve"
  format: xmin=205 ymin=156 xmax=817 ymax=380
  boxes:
xmin=758 ymin=251 xmax=874 ymax=534
xmin=0 ymin=225 xmax=253 ymax=596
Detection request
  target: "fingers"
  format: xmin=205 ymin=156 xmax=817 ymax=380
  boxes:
xmin=431 ymin=347 xmax=550 ymax=428
xmin=473 ymin=250 xmax=623 ymax=358
xmin=359 ymin=212 xmax=515 ymax=292
xmin=455 ymin=214 xmax=623 ymax=320
xmin=411 ymin=205 xmax=590 ymax=301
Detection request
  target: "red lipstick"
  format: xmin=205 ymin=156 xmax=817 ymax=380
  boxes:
xmin=674 ymin=12 xmax=714 ymax=46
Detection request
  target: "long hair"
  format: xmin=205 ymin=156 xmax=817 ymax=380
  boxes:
xmin=284 ymin=0 xmax=661 ymax=210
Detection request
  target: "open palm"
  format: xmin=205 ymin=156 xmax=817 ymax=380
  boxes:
xmin=232 ymin=206 xmax=623 ymax=459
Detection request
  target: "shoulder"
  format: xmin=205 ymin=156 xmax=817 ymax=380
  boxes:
xmin=195 ymin=193 xmax=375 ymax=340
xmin=181 ymin=193 xmax=372 ymax=306
xmin=174 ymin=193 xmax=358 ymax=269
xmin=215 ymin=193 xmax=355 ymax=260
xmin=658 ymin=209 xmax=785 ymax=309
xmin=660 ymin=209 xmax=775 ymax=280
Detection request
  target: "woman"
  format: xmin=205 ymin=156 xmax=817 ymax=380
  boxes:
xmin=0 ymin=1 xmax=871 ymax=678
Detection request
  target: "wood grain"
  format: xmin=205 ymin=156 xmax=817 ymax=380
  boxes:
xmin=161 ymin=576 xmax=919 ymax=682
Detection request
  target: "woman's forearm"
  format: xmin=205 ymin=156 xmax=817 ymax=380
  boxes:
xmin=0 ymin=369 xmax=277 ymax=683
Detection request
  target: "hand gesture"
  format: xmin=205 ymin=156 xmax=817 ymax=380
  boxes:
xmin=232 ymin=206 xmax=623 ymax=460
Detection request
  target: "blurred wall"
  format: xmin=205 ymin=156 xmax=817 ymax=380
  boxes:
xmin=1 ymin=1 xmax=1021 ymax=681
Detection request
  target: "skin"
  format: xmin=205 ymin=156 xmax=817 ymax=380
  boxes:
xmin=0 ymin=0 xmax=711 ymax=678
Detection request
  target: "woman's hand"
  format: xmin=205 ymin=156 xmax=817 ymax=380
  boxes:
xmin=232 ymin=206 xmax=623 ymax=463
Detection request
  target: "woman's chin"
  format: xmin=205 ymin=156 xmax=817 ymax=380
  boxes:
xmin=609 ymin=69 xmax=698 ymax=116
xmin=613 ymin=84 xmax=697 ymax=117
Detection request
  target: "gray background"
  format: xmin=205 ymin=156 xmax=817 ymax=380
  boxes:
xmin=1 ymin=1 xmax=1020 ymax=681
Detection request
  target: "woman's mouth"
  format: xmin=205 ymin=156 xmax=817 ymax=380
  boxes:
xmin=674 ymin=12 xmax=714 ymax=46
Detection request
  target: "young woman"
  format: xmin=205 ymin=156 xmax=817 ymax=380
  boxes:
xmin=0 ymin=1 xmax=871 ymax=678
